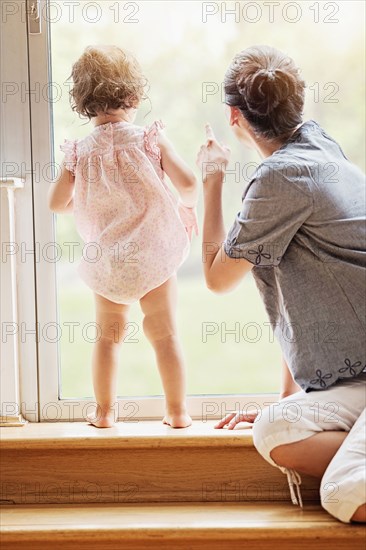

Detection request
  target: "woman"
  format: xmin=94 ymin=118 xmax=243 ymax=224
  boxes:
xmin=197 ymin=45 xmax=366 ymax=523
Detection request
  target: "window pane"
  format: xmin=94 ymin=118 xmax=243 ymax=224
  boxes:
xmin=50 ymin=1 xmax=364 ymax=398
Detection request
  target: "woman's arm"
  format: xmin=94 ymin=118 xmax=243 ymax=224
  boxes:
xmin=48 ymin=164 xmax=75 ymax=213
xmin=280 ymin=358 xmax=301 ymax=399
xmin=216 ymin=359 xmax=301 ymax=430
xmin=198 ymin=125 xmax=253 ymax=293
xmin=158 ymin=132 xmax=198 ymax=208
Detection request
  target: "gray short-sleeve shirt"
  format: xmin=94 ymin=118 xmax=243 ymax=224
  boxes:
xmin=224 ymin=120 xmax=366 ymax=392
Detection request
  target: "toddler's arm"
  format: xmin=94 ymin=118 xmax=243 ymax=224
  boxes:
xmin=48 ymin=163 xmax=75 ymax=213
xmin=157 ymin=132 xmax=198 ymax=208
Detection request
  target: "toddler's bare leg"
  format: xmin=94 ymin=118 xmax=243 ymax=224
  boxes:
xmin=140 ymin=276 xmax=191 ymax=428
xmin=88 ymin=293 xmax=130 ymax=428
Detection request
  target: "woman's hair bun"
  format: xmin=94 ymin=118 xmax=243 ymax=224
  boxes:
xmin=224 ymin=45 xmax=305 ymax=139
xmin=237 ymin=66 xmax=297 ymax=117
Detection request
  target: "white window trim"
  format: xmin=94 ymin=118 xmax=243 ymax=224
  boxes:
xmin=1 ymin=0 xmax=39 ymax=423
xmin=3 ymin=0 xmax=278 ymax=422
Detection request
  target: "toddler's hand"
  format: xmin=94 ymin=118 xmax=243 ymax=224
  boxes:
xmin=178 ymin=202 xmax=199 ymax=241
xmin=196 ymin=124 xmax=231 ymax=182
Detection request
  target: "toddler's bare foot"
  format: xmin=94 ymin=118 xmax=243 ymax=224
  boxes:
xmin=163 ymin=412 xmax=192 ymax=428
xmin=86 ymin=410 xmax=115 ymax=428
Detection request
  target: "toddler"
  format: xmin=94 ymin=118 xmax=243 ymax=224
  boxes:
xmin=48 ymin=45 xmax=198 ymax=428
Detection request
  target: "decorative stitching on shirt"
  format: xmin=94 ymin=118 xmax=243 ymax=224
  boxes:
xmin=339 ymin=358 xmax=363 ymax=377
xmin=248 ymin=245 xmax=271 ymax=265
xmin=310 ymin=369 xmax=333 ymax=388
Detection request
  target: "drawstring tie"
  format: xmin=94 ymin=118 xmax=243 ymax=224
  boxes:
xmin=283 ymin=468 xmax=303 ymax=508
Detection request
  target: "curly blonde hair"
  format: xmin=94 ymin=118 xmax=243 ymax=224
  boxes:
xmin=70 ymin=45 xmax=147 ymax=119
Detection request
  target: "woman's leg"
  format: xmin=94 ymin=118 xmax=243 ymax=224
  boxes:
xmin=352 ymin=505 xmax=366 ymax=522
xmin=320 ymin=408 xmax=366 ymax=523
xmin=252 ymin=373 xmax=366 ymax=521
xmin=88 ymin=292 xmax=130 ymax=428
xmin=270 ymin=431 xmax=348 ymax=478
xmin=272 ymin=425 xmax=366 ymax=522
xmin=140 ymin=275 xmax=191 ymax=428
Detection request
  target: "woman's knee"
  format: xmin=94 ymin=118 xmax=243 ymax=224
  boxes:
xmin=252 ymin=405 xmax=288 ymax=466
xmin=252 ymin=408 xmax=273 ymax=451
xmin=252 ymin=400 xmax=314 ymax=469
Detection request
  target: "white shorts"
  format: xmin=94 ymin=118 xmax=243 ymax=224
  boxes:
xmin=252 ymin=372 xmax=366 ymax=523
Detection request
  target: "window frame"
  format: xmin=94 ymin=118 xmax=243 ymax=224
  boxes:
xmin=1 ymin=0 xmax=39 ymax=422
xmin=9 ymin=0 xmax=278 ymax=422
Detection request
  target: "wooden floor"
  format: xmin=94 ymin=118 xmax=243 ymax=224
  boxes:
xmin=1 ymin=501 xmax=365 ymax=550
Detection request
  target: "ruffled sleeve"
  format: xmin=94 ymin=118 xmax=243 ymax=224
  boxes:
xmin=60 ymin=139 xmax=77 ymax=176
xmin=144 ymin=120 xmax=165 ymax=161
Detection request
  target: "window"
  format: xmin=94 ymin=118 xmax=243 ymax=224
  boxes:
xmin=3 ymin=0 xmax=364 ymax=421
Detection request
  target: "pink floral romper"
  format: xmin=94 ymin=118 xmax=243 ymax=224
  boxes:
xmin=60 ymin=121 xmax=190 ymax=304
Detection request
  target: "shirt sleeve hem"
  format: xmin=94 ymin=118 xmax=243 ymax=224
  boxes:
xmin=223 ymin=241 xmax=276 ymax=267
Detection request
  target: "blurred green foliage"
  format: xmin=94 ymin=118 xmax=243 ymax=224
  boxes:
xmin=50 ymin=1 xmax=365 ymax=398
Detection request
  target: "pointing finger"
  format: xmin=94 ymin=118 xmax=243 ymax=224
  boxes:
xmin=206 ymin=123 xmax=215 ymax=141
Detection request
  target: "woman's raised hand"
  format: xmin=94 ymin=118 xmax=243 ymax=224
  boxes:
xmin=214 ymin=408 xmax=259 ymax=430
xmin=196 ymin=124 xmax=231 ymax=181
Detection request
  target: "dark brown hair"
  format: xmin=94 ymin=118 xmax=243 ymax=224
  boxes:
xmin=224 ymin=45 xmax=306 ymax=140
xmin=70 ymin=45 xmax=147 ymax=119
